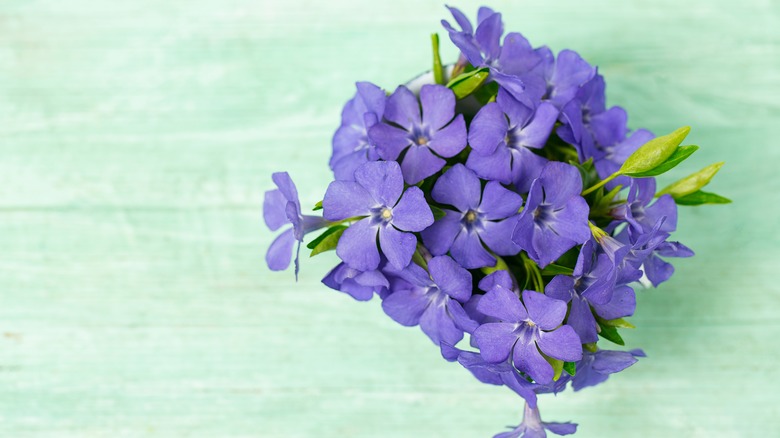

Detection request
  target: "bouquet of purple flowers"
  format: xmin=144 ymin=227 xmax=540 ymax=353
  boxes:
xmin=263 ymin=6 xmax=728 ymax=437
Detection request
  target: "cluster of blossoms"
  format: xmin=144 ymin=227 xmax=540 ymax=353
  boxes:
xmin=264 ymin=6 xmax=727 ymax=437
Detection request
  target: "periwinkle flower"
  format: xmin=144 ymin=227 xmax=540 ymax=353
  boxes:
xmin=494 ymin=403 xmax=577 ymax=438
xmin=322 ymin=161 xmax=433 ymax=271
xmin=612 ymin=178 xmax=677 ymax=234
xmin=473 ymin=286 xmax=582 ymax=384
xmin=537 ymin=46 xmax=595 ymax=109
xmin=466 ymin=88 xmax=558 ymax=192
xmin=263 ymin=172 xmax=328 ymax=277
xmin=322 ymin=262 xmax=390 ymax=301
xmin=368 ymin=84 xmax=467 ymax=184
xmin=614 ymin=224 xmax=694 ymax=287
xmin=441 ymin=6 xmax=542 ymax=105
xmin=572 ymin=349 xmax=645 ymax=392
xmin=330 ymin=82 xmax=387 ymax=181
xmin=381 ymin=255 xmax=476 ymax=345
xmin=545 ymin=242 xmax=635 ymax=343
xmin=421 ymin=164 xmax=523 ymax=269
xmin=512 ymin=162 xmax=590 ymax=268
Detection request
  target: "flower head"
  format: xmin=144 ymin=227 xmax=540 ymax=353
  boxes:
xmin=612 ymin=178 xmax=677 ymax=234
xmin=322 ymin=262 xmax=390 ymax=301
xmin=382 ymin=255 xmax=476 ymax=345
xmin=572 ymin=349 xmax=645 ymax=391
xmin=494 ymin=403 xmax=577 ymax=438
xmin=323 ymin=161 xmax=433 ymax=271
xmin=473 ymin=286 xmax=582 ymax=384
xmin=368 ymin=84 xmax=467 ymax=184
xmin=512 ymin=162 xmax=590 ymax=268
xmin=466 ymin=88 xmax=558 ymax=192
xmin=422 ymin=164 xmax=523 ymax=269
xmin=330 ymin=82 xmax=387 ymax=181
xmin=263 ymin=172 xmax=328 ymax=277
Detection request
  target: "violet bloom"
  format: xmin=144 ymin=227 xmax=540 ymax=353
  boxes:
xmin=381 ymin=256 xmax=476 ymax=345
xmin=421 ymin=164 xmax=523 ymax=269
xmin=512 ymin=162 xmax=590 ymax=268
xmin=585 ymin=106 xmax=655 ymax=188
xmin=441 ymin=6 xmax=543 ymax=105
xmin=537 ymin=46 xmax=595 ymax=109
xmin=572 ymin=349 xmax=645 ymax=391
xmin=466 ymin=88 xmax=558 ymax=192
xmin=494 ymin=403 xmax=577 ymax=438
xmin=612 ymin=178 xmax=677 ymax=234
xmin=473 ymin=286 xmax=582 ymax=384
xmin=263 ymin=172 xmax=328 ymax=277
xmin=322 ymin=262 xmax=389 ymax=302
xmin=368 ymin=84 xmax=466 ymax=184
xmin=615 ymin=225 xmax=694 ymax=287
xmin=546 ymin=242 xmax=636 ymax=344
xmin=330 ymin=82 xmax=387 ymax=181
xmin=322 ymin=161 xmax=433 ymax=271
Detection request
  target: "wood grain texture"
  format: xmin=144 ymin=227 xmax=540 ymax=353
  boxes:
xmin=0 ymin=0 xmax=778 ymax=436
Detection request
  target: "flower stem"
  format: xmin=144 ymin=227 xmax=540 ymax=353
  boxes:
xmin=581 ymin=171 xmax=620 ymax=196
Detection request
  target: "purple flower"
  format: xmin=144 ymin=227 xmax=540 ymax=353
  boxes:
xmin=368 ymin=85 xmax=467 ymax=184
xmin=330 ymin=82 xmax=387 ymax=181
xmin=421 ymin=164 xmax=523 ymax=269
xmin=536 ymin=47 xmax=595 ymax=109
xmin=441 ymin=6 xmax=543 ymax=105
xmin=576 ymin=72 xmax=606 ymax=123
xmin=263 ymin=172 xmax=328 ymax=277
xmin=322 ymin=161 xmax=434 ymax=271
xmin=322 ymin=262 xmax=390 ymax=301
xmin=381 ymin=256 xmax=476 ymax=345
xmin=612 ymin=178 xmax=677 ymax=234
xmin=473 ymin=286 xmax=582 ymax=384
xmin=545 ymin=242 xmax=635 ymax=343
xmin=614 ymin=224 xmax=693 ymax=287
xmin=494 ymin=403 xmax=577 ymax=438
xmin=572 ymin=349 xmax=645 ymax=391
xmin=466 ymin=88 xmax=558 ymax=192
xmin=512 ymin=162 xmax=590 ymax=268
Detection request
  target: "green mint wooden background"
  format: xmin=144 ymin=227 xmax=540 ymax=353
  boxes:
xmin=0 ymin=0 xmax=777 ymax=436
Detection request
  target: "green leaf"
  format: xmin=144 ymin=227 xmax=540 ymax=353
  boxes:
xmin=618 ymin=126 xmax=690 ymax=176
xmin=563 ymin=361 xmax=577 ymax=376
xmin=657 ymin=162 xmax=725 ymax=198
xmin=673 ymin=189 xmax=732 ymax=206
xmin=446 ymin=68 xmax=490 ymax=99
xmin=307 ymin=226 xmax=347 ymax=256
xmin=627 ymin=145 xmax=699 ymax=177
xmin=540 ymin=264 xmax=574 ymax=276
xmin=480 ymin=254 xmax=509 ymax=275
xmin=602 ymin=317 xmax=636 ymax=329
xmin=583 ymin=343 xmax=598 ymax=353
xmin=430 ymin=205 xmax=447 ymax=221
xmin=411 ymin=244 xmax=429 ymax=270
xmin=431 ymin=33 xmax=445 ymax=85
xmin=597 ymin=321 xmax=625 ymax=345
xmin=313 ymin=200 xmax=323 ymax=211
xmin=542 ymin=353 xmax=564 ymax=381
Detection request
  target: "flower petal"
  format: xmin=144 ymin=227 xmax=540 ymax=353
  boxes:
xmin=466 ymin=144 xmax=514 ymax=184
xmin=336 ymin=218 xmax=380 ymax=271
xmin=420 ymin=84 xmax=456 ymax=131
xmin=537 ymin=325 xmax=582 ymax=362
xmin=522 ymin=290 xmax=567 ymax=331
xmin=479 ymin=181 xmax=524 ymax=220
xmin=322 ymin=181 xmax=374 ymax=221
xmin=538 ymin=162 xmax=583 ymax=207
xmin=477 ymin=284 xmax=528 ymax=323
xmin=379 ymin=225 xmax=417 ymax=269
xmin=400 ymin=145 xmax=446 ymax=185
xmin=381 ymin=287 xmax=429 ymax=326
xmin=428 ymin=114 xmax=467 ymax=158
xmin=263 ymin=189 xmax=288 ymax=231
xmin=429 ymin=255 xmax=472 ymax=302
xmin=565 ymin=295 xmax=599 ymax=344
xmin=513 ymin=338 xmax=554 ymax=384
xmin=517 ymin=102 xmax=558 ymax=148
xmin=354 ymin=160 xmax=404 ymax=207
xmin=391 ymin=187 xmax=433 ymax=232
xmin=266 ymin=228 xmax=295 ymax=271
xmin=432 ymin=164 xmax=482 ymax=211
xmin=384 ymin=85 xmax=421 ymax=130
xmin=468 ymin=102 xmax=508 ymax=156
xmin=474 ymin=322 xmax=518 ymax=363
xmin=421 ymin=209 xmax=462 ymax=256
xmin=593 ymin=284 xmax=636 ymax=320
xmin=451 ymin=230 xmax=495 ymax=269
xmin=369 ymin=122 xmax=412 ymax=161
xmin=480 ymin=217 xmax=522 ymax=256
xmin=420 ymin=303 xmax=464 ymax=346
